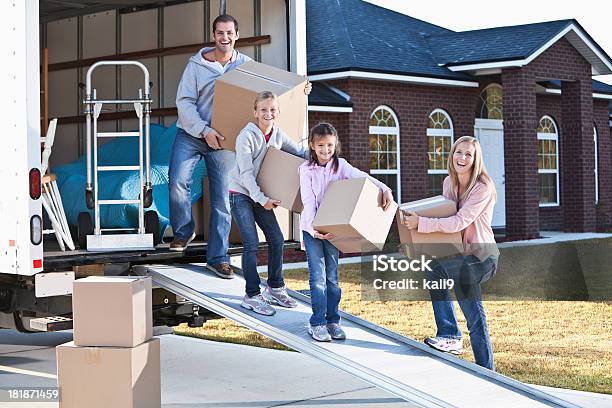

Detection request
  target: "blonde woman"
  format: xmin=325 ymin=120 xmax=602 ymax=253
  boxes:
xmin=403 ymin=136 xmax=499 ymax=370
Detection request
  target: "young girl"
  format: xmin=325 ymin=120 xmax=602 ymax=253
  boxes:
xmin=299 ymin=122 xmax=394 ymax=341
xmin=228 ymin=91 xmax=308 ymax=316
xmin=402 ymin=136 xmax=499 ymax=370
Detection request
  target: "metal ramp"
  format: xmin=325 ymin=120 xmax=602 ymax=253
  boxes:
xmin=135 ymin=263 xmax=579 ymax=408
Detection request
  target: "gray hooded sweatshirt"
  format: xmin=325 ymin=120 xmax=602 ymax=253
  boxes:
xmin=176 ymin=47 xmax=251 ymax=138
xmin=228 ymin=122 xmax=308 ymax=205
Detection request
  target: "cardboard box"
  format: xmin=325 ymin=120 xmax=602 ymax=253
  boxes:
xmin=256 ymin=147 xmax=305 ymax=213
xmin=313 ymin=178 xmax=398 ymax=254
xmin=212 ymin=60 xmax=308 ymax=151
xmin=196 ymin=178 xmax=293 ymax=244
xmin=57 ymin=338 xmax=160 ymax=408
xmin=73 ymin=276 xmax=152 ymax=348
xmin=397 ymin=195 xmax=463 ymax=259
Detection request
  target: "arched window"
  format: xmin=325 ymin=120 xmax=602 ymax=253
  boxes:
xmin=369 ymin=106 xmax=400 ymax=200
xmin=476 ymin=84 xmax=503 ymax=119
xmin=427 ymin=109 xmax=454 ymax=196
xmin=594 ymin=125 xmax=599 ymax=204
xmin=537 ymin=116 xmax=559 ymax=206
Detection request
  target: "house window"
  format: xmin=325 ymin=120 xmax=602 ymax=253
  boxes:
xmin=537 ymin=116 xmax=559 ymax=206
xmin=476 ymin=84 xmax=503 ymax=119
xmin=369 ymin=106 xmax=400 ymax=201
xmin=594 ymin=125 xmax=599 ymax=204
xmin=427 ymin=109 xmax=454 ymax=196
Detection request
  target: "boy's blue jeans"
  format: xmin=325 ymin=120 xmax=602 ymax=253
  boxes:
xmin=303 ymin=231 xmax=341 ymax=327
xmin=168 ymin=127 xmax=232 ymax=266
xmin=427 ymin=254 xmax=497 ymax=370
xmin=230 ymin=193 xmax=285 ymax=297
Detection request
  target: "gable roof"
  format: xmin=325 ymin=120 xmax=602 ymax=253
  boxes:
xmin=427 ymin=20 xmax=612 ymax=75
xmin=306 ymin=0 xmax=473 ymax=82
xmin=307 ymin=1 xmax=612 ymax=81
xmin=426 ymin=20 xmax=571 ymax=66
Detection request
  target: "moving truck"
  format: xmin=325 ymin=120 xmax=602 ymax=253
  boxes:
xmin=0 ymin=0 xmax=306 ymax=332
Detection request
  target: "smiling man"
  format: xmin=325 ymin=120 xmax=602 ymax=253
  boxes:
xmin=169 ymin=14 xmax=249 ymax=279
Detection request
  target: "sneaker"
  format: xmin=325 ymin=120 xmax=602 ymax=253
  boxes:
xmin=424 ymin=336 xmax=464 ymax=355
xmin=308 ymin=324 xmax=331 ymax=342
xmin=169 ymin=232 xmax=196 ymax=252
xmin=206 ymin=262 xmax=235 ymax=279
xmin=326 ymin=323 xmax=346 ymax=340
xmin=262 ymin=286 xmax=297 ymax=308
xmin=241 ymin=294 xmax=275 ymax=316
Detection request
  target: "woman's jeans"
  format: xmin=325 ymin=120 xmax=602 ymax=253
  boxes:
xmin=168 ymin=127 xmax=232 ymax=266
xmin=303 ymin=231 xmax=341 ymax=327
xmin=427 ymin=254 xmax=497 ymax=370
xmin=230 ymin=193 xmax=284 ymax=297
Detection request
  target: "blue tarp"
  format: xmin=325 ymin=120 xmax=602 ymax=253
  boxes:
xmin=55 ymin=122 xmax=207 ymax=235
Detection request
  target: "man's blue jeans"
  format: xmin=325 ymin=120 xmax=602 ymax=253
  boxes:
xmin=303 ymin=231 xmax=341 ymax=327
xmin=230 ymin=193 xmax=285 ymax=297
xmin=168 ymin=127 xmax=232 ymax=266
xmin=426 ymin=254 xmax=497 ymax=370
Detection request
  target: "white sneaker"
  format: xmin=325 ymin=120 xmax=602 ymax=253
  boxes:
xmin=241 ymin=294 xmax=275 ymax=316
xmin=308 ymin=324 xmax=331 ymax=342
xmin=262 ymin=286 xmax=298 ymax=308
xmin=424 ymin=336 xmax=464 ymax=355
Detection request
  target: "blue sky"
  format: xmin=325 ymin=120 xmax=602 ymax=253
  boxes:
xmin=365 ymin=0 xmax=612 ymax=85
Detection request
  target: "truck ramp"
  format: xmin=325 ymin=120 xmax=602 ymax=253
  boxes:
xmin=135 ymin=263 xmax=579 ymax=408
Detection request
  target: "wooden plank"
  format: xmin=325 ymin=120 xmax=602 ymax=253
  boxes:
xmin=48 ymin=35 xmax=270 ymax=72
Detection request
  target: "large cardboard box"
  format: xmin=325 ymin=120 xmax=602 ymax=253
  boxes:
xmin=313 ymin=178 xmax=398 ymax=254
xmin=73 ymin=276 xmax=152 ymax=348
xmin=211 ymin=60 xmax=308 ymax=151
xmin=256 ymin=147 xmax=305 ymax=213
xmin=195 ymin=178 xmax=293 ymax=244
xmin=397 ymin=195 xmax=463 ymax=259
xmin=57 ymin=338 xmax=161 ymax=408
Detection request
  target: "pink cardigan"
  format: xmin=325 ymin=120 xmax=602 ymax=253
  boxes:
xmin=299 ymin=158 xmax=391 ymax=238
xmin=418 ymin=176 xmax=499 ymax=261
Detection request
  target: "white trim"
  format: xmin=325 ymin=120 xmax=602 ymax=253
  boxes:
xmin=308 ymin=105 xmax=353 ymax=113
xmin=541 ymin=88 xmax=612 ymax=100
xmin=427 ymin=169 xmax=448 ymax=174
xmin=448 ymin=24 xmax=612 ymax=75
xmin=309 ymin=71 xmax=479 ymax=88
xmin=448 ymin=59 xmax=524 ymax=72
xmin=593 ymin=93 xmax=612 ymax=100
xmin=537 ymin=115 xmax=560 ymax=207
xmin=474 ymin=118 xmax=504 ymax=130
xmin=369 ymin=125 xmax=400 ymax=135
xmin=426 ymin=128 xmax=453 ymax=137
xmin=369 ymin=105 xmax=401 ymax=200
xmin=326 ymin=84 xmax=351 ymax=101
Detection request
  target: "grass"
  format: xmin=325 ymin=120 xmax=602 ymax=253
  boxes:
xmin=173 ymin=263 xmax=612 ymax=395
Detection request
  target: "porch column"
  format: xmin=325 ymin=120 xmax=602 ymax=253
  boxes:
xmin=502 ymin=68 xmax=540 ymax=239
xmin=561 ymin=80 xmax=596 ymax=231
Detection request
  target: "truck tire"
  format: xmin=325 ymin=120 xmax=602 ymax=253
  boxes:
xmin=77 ymin=212 xmax=93 ymax=249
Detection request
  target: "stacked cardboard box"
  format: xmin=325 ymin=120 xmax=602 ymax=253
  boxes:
xmin=57 ymin=276 xmax=160 ymax=408
xmin=211 ymin=60 xmax=308 ymax=151
xmin=396 ymin=195 xmax=463 ymax=259
xmin=313 ymin=178 xmax=398 ymax=254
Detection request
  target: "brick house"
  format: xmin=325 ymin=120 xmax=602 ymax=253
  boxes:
xmin=305 ymin=0 xmax=612 ymax=240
